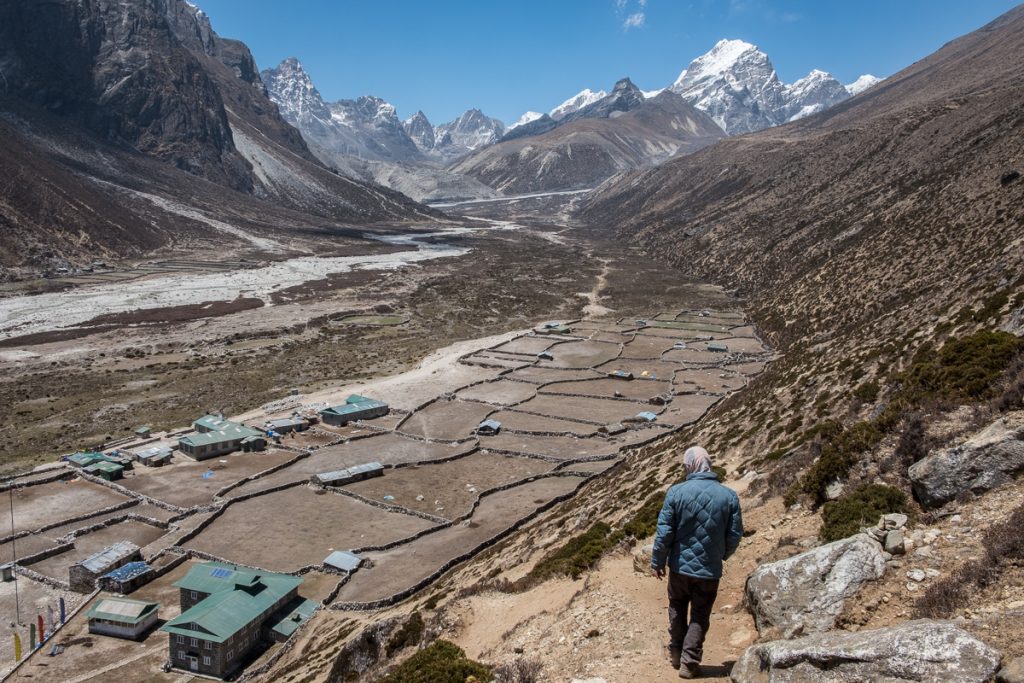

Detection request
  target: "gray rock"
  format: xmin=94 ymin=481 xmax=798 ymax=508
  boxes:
xmin=999 ymin=656 xmax=1024 ymax=683
xmin=825 ymin=479 xmax=845 ymax=500
xmin=731 ymin=620 xmax=1002 ymax=683
xmin=885 ymin=529 xmax=906 ymax=555
xmin=632 ymin=543 xmax=654 ymax=574
xmin=744 ymin=533 xmax=886 ymax=638
xmin=880 ymin=512 xmax=909 ymax=530
xmin=909 ymin=418 xmax=1024 ymax=508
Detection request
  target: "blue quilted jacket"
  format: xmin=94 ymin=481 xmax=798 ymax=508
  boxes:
xmin=650 ymin=472 xmax=743 ymax=579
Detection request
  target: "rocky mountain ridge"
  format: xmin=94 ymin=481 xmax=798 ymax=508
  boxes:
xmin=450 ymin=80 xmax=725 ymax=194
xmin=670 ymin=38 xmax=877 ymax=133
xmin=0 ymin=0 xmax=435 ymax=277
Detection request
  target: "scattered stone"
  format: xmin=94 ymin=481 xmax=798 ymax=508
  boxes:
xmin=570 ymin=678 xmax=607 ymax=683
xmin=879 ymin=513 xmax=909 ymax=530
xmin=885 ymin=529 xmax=906 ymax=555
xmin=585 ymin=628 xmax=600 ymax=638
xmin=909 ymin=417 xmax=1024 ymax=508
xmin=745 ymin=533 xmax=887 ymax=637
xmin=632 ymin=543 xmax=654 ymax=574
xmin=907 ymin=569 xmax=927 ymax=582
xmin=825 ymin=479 xmax=845 ymax=500
xmin=998 ymin=656 xmax=1024 ymax=683
xmin=732 ymin=620 xmax=1002 ymax=683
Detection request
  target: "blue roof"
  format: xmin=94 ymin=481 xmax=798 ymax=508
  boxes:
xmin=636 ymin=411 xmax=658 ymax=422
xmin=102 ymin=561 xmax=151 ymax=583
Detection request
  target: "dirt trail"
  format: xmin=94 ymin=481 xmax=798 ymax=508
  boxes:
xmin=445 ymin=481 xmax=816 ymax=682
xmin=581 ymin=259 xmax=612 ymax=318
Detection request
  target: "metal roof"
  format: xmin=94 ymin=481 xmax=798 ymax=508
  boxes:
xmin=179 ymin=422 xmax=262 ymax=448
xmin=134 ymin=445 xmax=173 ymax=459
xmin=77 ymin=541 xmax=139 ymax=573
xmin=268 ymin=417 xmax=305 ymax=428
xmin=194 ymin=414 xmax=232 ymax=431
xmin=316 ymin=462 xmax=384 ymax=482
xmin=162 ymin=562 xmax=302 ymax=644
xmin=67 ymin=452 xmax=111 ymax=467
xmin=85 ymin=461 xmax=123 ymax=474
xmin=707 ymin=342 xmax=730 ymax=352
xmin=87 ymin=597 xmax=159 ymax=625
xmin=635 ymin=411 xmax=658 ymax=422
xmin=102 ymin=561 xmax=151 ymax=583
xmin=324 ymin=550 xmax=363 ymax=572
xmin=321 ymin=397 xmax=388 ymax=417
xmin=269 ymin=598 xmax=317 ymax=639
xmin=478 ymin=419 xmax=502 ymax=430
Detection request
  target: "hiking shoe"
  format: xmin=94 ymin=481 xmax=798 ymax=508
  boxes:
xmin=678 ymin=662 xmax=701 ymax=679
xmin=668 ymin=646 xmax=681 ymax=669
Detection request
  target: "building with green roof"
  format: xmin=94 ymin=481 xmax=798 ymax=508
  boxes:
xmin=319 ymin=395 xmax=389 ymax=427
xmin=87 ymin=597 xmax=159 ymax=640
xmin=161 ymin=562 xmax=311 ymax=678
xmin=178 ymin=418 xmax=264 ymax=460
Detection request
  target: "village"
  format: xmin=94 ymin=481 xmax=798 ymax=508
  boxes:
xmin=1 ymin=308 xmax=769 ymax=681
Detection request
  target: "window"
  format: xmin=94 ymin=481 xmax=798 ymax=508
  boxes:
xmin=227 ymin=649 xmax=234 ymax=661
xmin=205 ymin=640 xmax=212 ymax=650
xmin=176 ymin=635 xmax=184 ymax=644
xmin=203 ymin=656 xmax=211 ymax=666
xmin=190 ymin=637 xmax=198 ymax=647
xmin=178 ymin=650 xmax=186 ymax=660
xmin=190 ymin=590 xmax=197 ymax=600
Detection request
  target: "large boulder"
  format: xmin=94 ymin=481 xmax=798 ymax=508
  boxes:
xmin=745 ymin=533 xmax=886 ymax=638
xmin=909 ymin=417 xmax=1024 ymax=508
xmin=731 ymin=620 xmax=1002 ymax=683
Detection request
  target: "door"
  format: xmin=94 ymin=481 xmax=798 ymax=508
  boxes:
xmin=187 ymin=655 xmax=199 ymax=671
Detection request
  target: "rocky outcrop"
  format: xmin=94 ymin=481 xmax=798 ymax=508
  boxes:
xmin=744 ymin=533 xmax=886 ymax=637
xmin=909 ymin=417 xmax=1024 ymax=508
xmin=731 ymin=620 xmax=1002 ymax=683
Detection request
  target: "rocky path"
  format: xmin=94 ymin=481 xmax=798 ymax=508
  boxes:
xmin=444 ymin=484 xmax=820 ymax=682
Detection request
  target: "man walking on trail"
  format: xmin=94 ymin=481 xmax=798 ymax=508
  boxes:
xmin=651 ymin=446 xmax=743 ymax=679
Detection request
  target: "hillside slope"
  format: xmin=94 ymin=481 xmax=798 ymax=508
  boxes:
xmin=578 ymin=6 xmax=1024 ymax=347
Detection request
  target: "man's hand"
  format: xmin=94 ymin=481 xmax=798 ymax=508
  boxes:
xmin=651 ymin=567 xmax=665 ymax=580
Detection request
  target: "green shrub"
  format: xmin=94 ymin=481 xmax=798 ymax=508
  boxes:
xmin=897 ymin=330 xmax=1024 ymax=404
xmin=852 ymin=380 xmax=880 ymax=403
xmin=528 ymin=522 xmax=624 ymax=581
xmin=379 ymin=640 xmax=491 ymax=683
xmin=385 ymin=612 xmax=424 ymax=656
xmin=622 ymin=490 xmax=667 ymax=539
xmin=797 ymin=332 xmax=1022 ymax=506
xmin=820 ymin=484 xmax=908 ymax=542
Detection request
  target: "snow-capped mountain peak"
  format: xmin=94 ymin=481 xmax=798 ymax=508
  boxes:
xmin=550 ymin=88 xmax=607 ymax=120
xmin=674 ymin=38 xmax=763 ymax=88
xmin=262 ymin=57 xmax=330 ymax=123
xmin=509 ymin=111 xmax=544 ymax=130
xmin=846 ymin=74 xmax=882 ymax=96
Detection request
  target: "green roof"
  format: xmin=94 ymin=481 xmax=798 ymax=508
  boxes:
xmin=87 ymin=597 xmax=159 ymax=625
xmin=269 ymin=598 xmax=317 ymax=638
xmin=85 ymin=461 xmax=124 ymax=474
xmin=322 ymin=395 xmax=387 ymax=417
xmin=162 ymin=563 xmax=302 ymax=644
xmin=68 ymin=451 xmax=112 ymax=467
xmin=179 ymin=423 xmax=262 ymax=448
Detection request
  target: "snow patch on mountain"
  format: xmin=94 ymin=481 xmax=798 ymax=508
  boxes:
xmin=509 ymin=111 xmax=544 ymax=130
xmin=846 ymin=74 xmax=882 ymax=95
xmin=550 ymin=88 xmax=607 ymax=120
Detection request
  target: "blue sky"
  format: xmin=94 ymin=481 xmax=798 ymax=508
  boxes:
xmin=195 ymin=0 xmax=1022 ymax=125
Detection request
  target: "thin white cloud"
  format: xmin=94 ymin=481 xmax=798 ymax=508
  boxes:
xmin=616 ymin=0 xmax=628 ymax=9
xmin=624 ymin=11 xmax=645 ymax=29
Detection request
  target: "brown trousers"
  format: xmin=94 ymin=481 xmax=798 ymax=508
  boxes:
xmin=667 ymin=571 xmax=720 ymax=666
